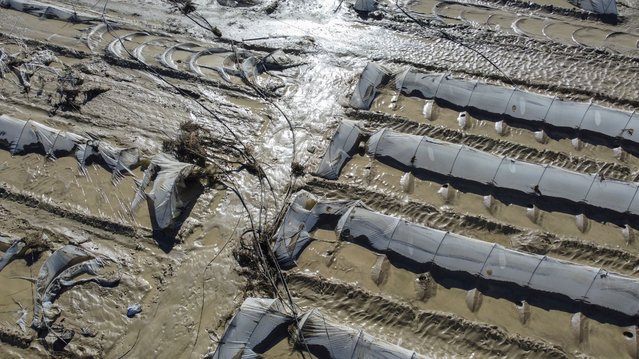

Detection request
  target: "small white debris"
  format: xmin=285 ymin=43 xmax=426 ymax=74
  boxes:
xmin=613 ymin=146 xmax=626 ymax=160
xmin=437 ymin=184 xmax=454 ymax=203
xmin=423 ymin=100 xmax=434 ymax=120
xmin=575 ymin=214 xmax=590 ymax=233
xmin=623 ymin=225 xmax=635 ymax=244
xmin=534 ymin=130 xmax=548 ymax=144
xmin=457 ymin=111 xmax=469 ymax=130
xmin=571 ymin=138 xmax=582 ymax=150
xmin=571 ymin=312 xmax=588 ymax=344
xmin=495 ymin=120 xmax=507 ymax=136
xmin=400 ymin=172 xmax=415 ymax=194
xmin=526 ymin=205 xmax=540 ymax=224
xmin=483 ymin=195 xmax=495 ymax=213
xmin=465 ymin=288 xmax=483 ymax=313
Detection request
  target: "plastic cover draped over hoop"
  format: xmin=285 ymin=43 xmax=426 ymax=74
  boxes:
xmin=335 ymin=205 xmax=639 ymax=321
xmin=573 ymin=0 xmax=618 ymax=15
xmin=315 ymin=121 xmax=361 ymax=180
xmin=365 ymin=129 xmax=639 ymax=219
xmin=272 ymin=191 xmax=639 ymax=323
xmin=358 ymin=65 xmax=635 ymax=151
xmin=272 ymin=190 xmax=358 ymax=268
xmin=350 ymin=63 xmax=390 ymax=109
xmin=210 ymin=298 xmax=294 ymax=359
xmin=211 ymin=297 xmax=427 ymax=359
xmin=0 ymin=0 xmax=99 ymax=22
xmin=296 ymin=309 xmax=425 ymax=359
xmin=0 ymin=114 xmax=139 ymax=175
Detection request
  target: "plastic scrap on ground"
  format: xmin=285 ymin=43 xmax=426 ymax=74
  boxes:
xmin=32 ymin=245 xmax=119 ymax=331
xmin=131 ymin=153 xmax=200 ymax=231
xmin=126 ymin=303 xmax=142 ymax=318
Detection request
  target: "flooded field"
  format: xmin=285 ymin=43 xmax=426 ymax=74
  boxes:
xmin=1 ymin=0 xmax=639 ymax=357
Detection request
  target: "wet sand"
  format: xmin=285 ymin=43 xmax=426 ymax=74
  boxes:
xmin=1 ymin=0 xmax=639 ymax=357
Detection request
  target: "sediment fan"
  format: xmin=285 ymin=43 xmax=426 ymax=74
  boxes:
xmin=273 ymin=190 xmax=639 ymax=326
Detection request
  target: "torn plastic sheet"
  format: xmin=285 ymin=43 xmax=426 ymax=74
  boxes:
xmin=0 ymin=237 xmax=25 ymax=272
xmin=350 ymin=63 xmax=390 ymax=109
xmin=315 ymin=121 xmax=361 ymax=180
xmin=354 ymin=0 xmax=377 ymax=12
xmin=296 ymin=309 xmax=425 ymax=359
xmin=31 ymin=245 xmax=117 ymax=330
xmin=571 ymin=0 xmax=617 ymax=15
xmin=42 ymin=258 xmax=118 ymax=309
xmin=209 ymin=298 xmax=294 ymax=359
xmin=0 ymin=115 xmax=139 ymax=178
xmin=273 ymin=190 xmax=358 ymax=268
xmin=274 ymin=191 xmax=639 ymax=324
xmin=0 ymin=48 xmax=59 ymax=92
xmin=210 ymin=298 xmax=426 ymax=359
xmin=362 ymin=129 xmax=639 ymax=226
xmin=378 ymin=67 xmax=638 ymax=153
xmin=132 ymin=153 xmax=199 ymax=230
xmin=0 ymin=0 xmax=98 ymax=22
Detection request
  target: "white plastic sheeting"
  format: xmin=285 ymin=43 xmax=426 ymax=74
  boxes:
xmin=0 ymin=115 xmax=139 ymax=177
xmin=132 ymin=153 xmax=198 ymax=230
xmin=297 ymin=309 xmax=425 ymax=359
xmin=364 ymin=129 xmax=639 ymax=225
xmin=211 ymin=297 xmax=427 ymax=359
xmin=273 ymin=191 xmax=357 ymax=268
xmin=272 ymin=191 xmax=639 ymax=324
xmin=315 ymin=121 xmax=361 ymax=179
xmin=350 ymin=63 xmax=390 ymax=109
xmin=362 ymin=66 xmax=638 ymax=152
xmin=354 ymin=0 xmax=377 ymax=12
xmin=0 ymin=237 xmax=25 ymax=272
xmin=31 ymin=245 xmax=118 ymax=331
xmin=210 ymin=298 xmax=293 ymax=359
xmin=0 ymin=0 xmax=98 ymax=22
xmin=32 ymin=245 xmax=92 ymax=329
xmin=573 ymin=0 xmax=617 ymax=15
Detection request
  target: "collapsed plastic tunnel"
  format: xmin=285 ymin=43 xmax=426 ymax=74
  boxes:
xmin=0 ymin=114 xmax=139 ymax=177
xmin=132 ymin=153 xmax=204 ymax=232
xmin=0 ymin=0 xmax=99 ymax=23
xmin=209 ymin=297 xmax=426 ymax=359
xmin=0 ymin=114 xmax=202 ymax=232
xmin=316 ymin=121 xmax=639 ymax=229
xmin=351 ymin=64 xmax=638 ymax=155
xmin=273 ymin=191 xmax=639 ymax=326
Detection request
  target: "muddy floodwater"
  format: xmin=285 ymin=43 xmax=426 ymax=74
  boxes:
xmin=1 ymin=0 xmax=639 ymax=357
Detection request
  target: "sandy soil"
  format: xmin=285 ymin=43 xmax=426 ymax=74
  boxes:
xmin=1 ymin=0 xmax=639 ymax=357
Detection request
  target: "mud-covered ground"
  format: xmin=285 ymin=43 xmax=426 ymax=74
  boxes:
xmin=1 ymin=0 xmax=639 ymax=357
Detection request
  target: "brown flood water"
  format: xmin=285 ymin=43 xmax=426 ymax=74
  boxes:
xmin=1 ymin=0 xmax=639 ymax=357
